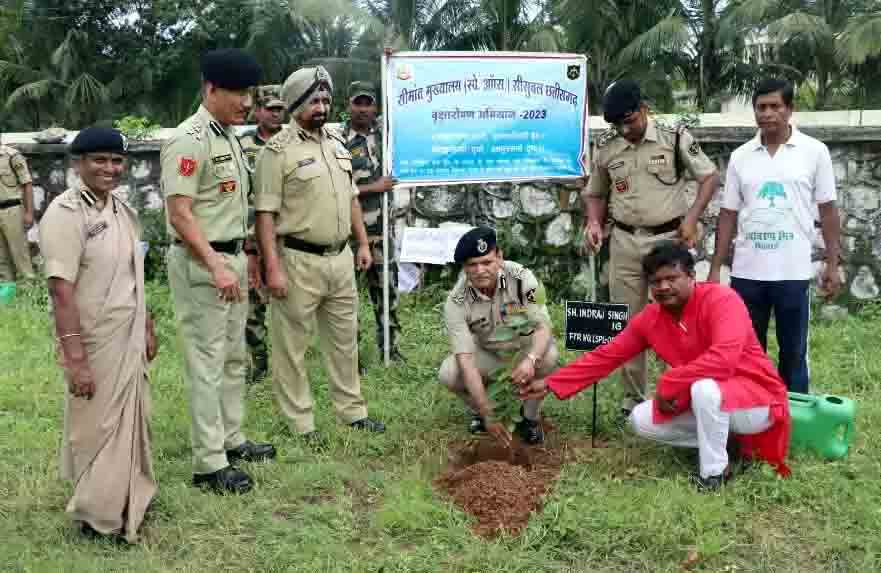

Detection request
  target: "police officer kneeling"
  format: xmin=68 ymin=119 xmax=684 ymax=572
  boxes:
xmin=439 ymin=227 xmax=559 ymax=445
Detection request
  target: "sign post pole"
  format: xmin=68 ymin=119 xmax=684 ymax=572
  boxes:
xmin=589 ymin=252 xmax=598 ymax=447
xmin=381 ymin=48 xmax=391 ymax=366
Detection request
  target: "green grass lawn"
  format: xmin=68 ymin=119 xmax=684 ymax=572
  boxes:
xmin=1 ymin=282 xmax=879 ymax=572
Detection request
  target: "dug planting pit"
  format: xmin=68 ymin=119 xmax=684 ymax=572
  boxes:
xmin=433 ymin=422 xmax=565 ymax=537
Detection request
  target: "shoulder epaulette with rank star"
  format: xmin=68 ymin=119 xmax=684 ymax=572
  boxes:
xmin=596 ymin=128 xmax=618 ymax=148
xmin=326 ymin=125 xmax=347 ymax=145
xmin=504 ymin=261 xmax=526 ymax=280
xmin=184 ymin=116 xmax=204 ymax=142
xmin=266 ymin=126 xmax=298 ymax=152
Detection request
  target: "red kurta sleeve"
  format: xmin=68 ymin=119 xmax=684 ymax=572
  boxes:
xmin=546 ymin=312 xmax=650 ymax=400
xmin=655 ymin=289 xmax=750 ymax=401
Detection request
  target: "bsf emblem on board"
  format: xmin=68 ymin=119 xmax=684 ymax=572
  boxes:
xmin=567 ymin=65 xmax=581 ymax=80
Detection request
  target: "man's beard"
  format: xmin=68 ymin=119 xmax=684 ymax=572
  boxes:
xmin=306 ymin=115 xmax=327 ymax=130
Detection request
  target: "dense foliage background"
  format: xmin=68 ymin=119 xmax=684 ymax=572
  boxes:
xmin=1 ymin=0 xmax=880 ymax=131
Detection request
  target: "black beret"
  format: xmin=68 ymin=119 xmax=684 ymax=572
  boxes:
xmin=603 ymin=79 xmax=642 ymax=123
xmin=70 ymin=127 xmax=128 ymax=155
xmin=201 ymin=49 xmax=262 ymax=89
xmin=454 ymin=226 xmax=497 ymax=264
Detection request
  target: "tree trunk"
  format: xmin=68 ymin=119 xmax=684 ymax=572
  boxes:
xmin=816 ymin=64 xmax=828 ymax=110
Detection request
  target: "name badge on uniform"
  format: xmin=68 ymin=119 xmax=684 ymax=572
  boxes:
xmin=219 ymin=181 xmax=237 ymax=194
xmin=212 ymin=154 xmax=233 ymax=164
xmin=608 ymin=160 xmax=625 ymax=170
xmin=649 ymin=155 xmax=666 ymax=166
xmin=86 ymin=221 xmax=109 ymax=239
xmin=614 ymin=178 xmax=630 ymax=193
xmin=297 ymin=158 xmax=316 ymax=168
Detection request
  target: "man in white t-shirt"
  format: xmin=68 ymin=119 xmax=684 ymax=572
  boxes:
xmin=708 ymin=78 xmax=841 ymax=393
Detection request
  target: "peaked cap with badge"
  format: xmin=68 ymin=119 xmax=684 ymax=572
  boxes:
xmin=454 ymin=227 xmax=498 ymax=264
xmin=70 ymin=127 xmax=128 ymax=156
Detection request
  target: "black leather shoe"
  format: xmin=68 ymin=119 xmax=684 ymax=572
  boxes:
xmin=515 ymin=417 xmax=544 ymax=444
xmin=615 ymin=408 xmax=633 ymax=430
xmin=349 ymin=417 xmax=386 ymax=433
xmin=226 ymin=440 xmax=277 ymax=464
xmin=690 ymin=466 xmax=732 ymax=492
xmin=193 ymin=466 xmax=253 ymax=494
xmin=248 ymin=355 xmax=268 ymax=384
xmin=468 ymin=415 xmax=486 ymax=434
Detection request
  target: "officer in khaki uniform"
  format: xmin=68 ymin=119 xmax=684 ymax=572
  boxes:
xmin=339 ymin=81 xmax=404 ymax=366
xmin=583 ymin=80 xmax=719 ymax=417
xmin=0 ymin=143 xmax=35 ymax=282
xmin=161 ymin=49 xmax=275 ymax=495
xmin=254 ymin=66 xmax=385 ymax=443
xmin=239 ymin=84 xmax=286 ymax=383
xmin=440 ymin=227 xmax=558 ymax=445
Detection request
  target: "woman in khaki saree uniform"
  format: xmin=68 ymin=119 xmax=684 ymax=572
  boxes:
xmin=40 ymin=128 xmax=158 ymax=542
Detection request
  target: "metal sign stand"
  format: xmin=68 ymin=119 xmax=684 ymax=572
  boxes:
xmin=588 ymin=251 xmax=598 ymax=448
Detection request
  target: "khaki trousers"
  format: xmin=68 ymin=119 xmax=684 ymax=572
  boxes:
xmin=271 ymin=244 xmax=367 ymax=434
xmin=0 ymin=205 xmax=34 ymax=281
xmin=609 ymin=226 xmax=679 ymax=411
xmin=168 ymin=245 xmax=247 ymax=474
xmin=438 ymin=342 xmax=560 ymax=420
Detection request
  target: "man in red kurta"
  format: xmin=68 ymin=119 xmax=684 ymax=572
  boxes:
xmin=517 ymin=241 xmax=791 ymax=490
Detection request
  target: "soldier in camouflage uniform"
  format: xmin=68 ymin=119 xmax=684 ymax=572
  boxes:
xmin=239 ymin=85 xmax=286 ymax=383
xmin=340 ymin=81 xmax=404 ymax=364
xmin=583 ymin=79 xmax=719 ymax=420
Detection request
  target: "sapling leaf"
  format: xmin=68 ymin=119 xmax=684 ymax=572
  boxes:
xmin=506 ymin=314 xmax=530 ymax=329
xmin=487 ymin=325 xmax=516 ymax=342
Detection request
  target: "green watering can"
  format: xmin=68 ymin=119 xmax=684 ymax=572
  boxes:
xmin=0 ymin=282 xmax=16 ymax=305
xmin=788 ymin=392 xmax=856 ymax=460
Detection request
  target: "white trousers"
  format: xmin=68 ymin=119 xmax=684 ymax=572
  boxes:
xmin=629 ymin=379 xmax=773 ymax=478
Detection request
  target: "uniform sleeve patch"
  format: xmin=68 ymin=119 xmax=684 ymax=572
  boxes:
xmin=688 ymin=141 xmax=701 ymax=156
xmin=178 ymin=157 xmax=197 ymax=176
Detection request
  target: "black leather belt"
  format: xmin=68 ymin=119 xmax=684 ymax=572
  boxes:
xmin=615 ymin=217 xmax=682 ymax=236
xmin=175 ymin=238 xmax=244 ymax=255
xmin=283 ymin=235 xmax=345 ymax=256
xmin=0 ymin=199 xmax=21 ymax=210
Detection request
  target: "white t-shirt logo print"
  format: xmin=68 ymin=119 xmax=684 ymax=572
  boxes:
xmin=757 ymin=181 xmax=786 ymax=208
xmin=722 ymin=126 xmax=837 ymax=281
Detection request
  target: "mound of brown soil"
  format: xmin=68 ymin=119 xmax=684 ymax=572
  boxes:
xmin=434 ymin=428 xmax=564 ymax=537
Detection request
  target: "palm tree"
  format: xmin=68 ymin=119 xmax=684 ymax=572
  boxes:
xmin=0 ymin=29 xmax=108 ymax=128
xmin=552 ymin=0 xmax=687 ymax=113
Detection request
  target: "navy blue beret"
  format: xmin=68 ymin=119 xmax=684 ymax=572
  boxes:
xmin=603 ymin=79 xmax=642 ymax=123
xmin=454 ymin=226 xmax=498 ymax=264
xmin=201 ymin=49 xmax=262 ymax=90
xmin=70 ymin=127 xmax=128 ymax=155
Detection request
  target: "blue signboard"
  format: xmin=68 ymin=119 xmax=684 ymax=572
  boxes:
xmin=383 ymin=52 xmax=589 ymax=186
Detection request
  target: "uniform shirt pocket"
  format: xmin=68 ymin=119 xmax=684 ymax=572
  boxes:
xmin=293 ymin=160 xmax=323 ymax=182
xmin=336 ymin=154 xmax=353 ymax=173
xmin=0 ymin=163 xmax=17 ymax=187
xmin=646 ymin=151 xmax=677 ymax=181
xmin=211 ymin=159 xmax=237 ymax=180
